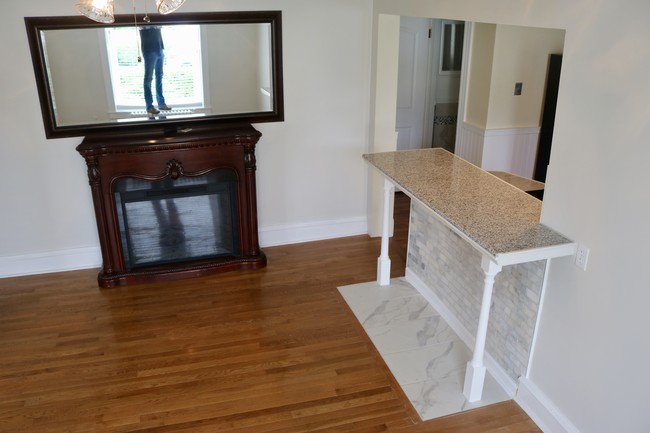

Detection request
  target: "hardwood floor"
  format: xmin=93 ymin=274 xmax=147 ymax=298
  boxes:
xmin=0 ymin=193 xmax=540 ymax=432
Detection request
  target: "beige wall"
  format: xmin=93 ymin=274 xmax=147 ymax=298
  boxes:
xmin=205 ymin=23 xmax=267 ymax=114
xmin=464 ymin=23 xmax=565 ymax=130
xmin=487 ymin=24 xmax=565 ymax=128
xmin=43 ymin=28 xmax=110 ymax=125
xmin=465 ymin=22 xmax=495 ymax=128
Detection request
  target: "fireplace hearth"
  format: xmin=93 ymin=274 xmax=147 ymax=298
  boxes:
xmin=77 ymin=125 xmax=266 ymax=288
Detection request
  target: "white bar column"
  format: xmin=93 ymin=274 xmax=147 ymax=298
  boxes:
xmin=463 ymin=254 xmax=502 ymax=402
xmin=377 ymin=178 xmax=394 ymax=286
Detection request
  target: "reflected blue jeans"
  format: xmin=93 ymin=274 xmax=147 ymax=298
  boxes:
xmin=143 ymin=49 xmax=166 ymax=110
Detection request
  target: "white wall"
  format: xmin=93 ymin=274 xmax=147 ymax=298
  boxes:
xmin=0 ymin=0 xmax=373 ymax=275
xmin=372 ymin=0 xmax=650 ymax=432
xmin=43 ymin=28 xmax=110 ymax=125
xmin=205 ymin=23 xmax=266 ymax=114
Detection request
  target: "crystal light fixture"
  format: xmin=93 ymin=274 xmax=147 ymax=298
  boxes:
xmin=76 ymin=0 xmax=115 ymax=23
xmin=156 ymin=0 xmax=186 ymax=15
xmin=76 ymin=0 xmax=187 ymax=23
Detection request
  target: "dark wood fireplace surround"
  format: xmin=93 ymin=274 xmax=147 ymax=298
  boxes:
xmin=77 ymin=124 xmax=266 ymax=288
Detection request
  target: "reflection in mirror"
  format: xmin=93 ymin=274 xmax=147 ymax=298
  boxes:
xmin=395 ymin=15 xmax=565 ymax=183
xmin=42 ymin=23 xmax=272 ymax=126
xmin=25 ymin=12 xmax=283 ymax=138
xmin=440 ymin=20 xmax=464 ymax=73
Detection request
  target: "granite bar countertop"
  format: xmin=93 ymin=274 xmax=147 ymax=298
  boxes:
xmin=364 ymin=148 xmax=574 ymax=259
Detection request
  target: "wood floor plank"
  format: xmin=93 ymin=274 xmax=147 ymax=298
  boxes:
xmin=0 ymin=193 xmax=540 ymax=432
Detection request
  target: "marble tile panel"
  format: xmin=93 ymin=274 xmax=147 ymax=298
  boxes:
xmin=401 ymin=370 xmax=509 ymax=421
xmin=365 ymin=315 xmax=456 ymax=354
xmin=338 ymin=278 xmax=510 ymax=422
xmin=340 ymin=279 xmax=437 ymax=329
xmin=338 ymin=277 xmax=419 ymax=305
xmin=381 ymin=339 xmax=471 ymax=385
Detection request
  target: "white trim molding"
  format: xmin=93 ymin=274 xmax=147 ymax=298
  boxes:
xmin=1 ymin=218 xmax=369 ymax=279
xmin=516 ymin=377 xmax=582 ymax=433
xmin=0 ymin=246 xmax=102 ymax=279
xmin=258 ymin=217 xmax=368 ymax=247
xmin=456 ymin=121 xmax=485 ymax=166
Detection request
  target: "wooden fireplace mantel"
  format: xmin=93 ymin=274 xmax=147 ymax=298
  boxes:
xmin=77 ymin=124 xmax=266 ymax=288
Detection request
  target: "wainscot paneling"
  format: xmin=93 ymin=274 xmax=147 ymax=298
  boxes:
xmin=456 ymin=122 xmax=540 ymax=178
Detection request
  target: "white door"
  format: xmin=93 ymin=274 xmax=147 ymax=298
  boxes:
xmin=396 ymin=17 xmax=432 ymax=150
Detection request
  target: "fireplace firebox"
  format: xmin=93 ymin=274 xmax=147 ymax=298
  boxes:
xmin=77 ymin=125 xmax=266 ymax=288
xmin=114 ymin=170 xmax=240 ymax=270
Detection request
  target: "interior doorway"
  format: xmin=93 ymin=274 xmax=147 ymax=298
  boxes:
xmin=396 ymin=17 xmax=464 ymax=151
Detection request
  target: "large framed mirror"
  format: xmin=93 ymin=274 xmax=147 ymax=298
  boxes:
xmin=25 ymin=11 xmax=284 ymax=138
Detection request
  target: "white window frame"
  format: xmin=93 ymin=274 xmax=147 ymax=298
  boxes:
xmin=102 ymin=25 xmax=207 ymax=118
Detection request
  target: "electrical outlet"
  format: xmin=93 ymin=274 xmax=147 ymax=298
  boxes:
xmin=574 ymin=244 xmax=590 ymax=271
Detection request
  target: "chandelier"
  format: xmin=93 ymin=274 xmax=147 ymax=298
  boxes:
xmin=76 ymin=0 xmax=187 ymax=23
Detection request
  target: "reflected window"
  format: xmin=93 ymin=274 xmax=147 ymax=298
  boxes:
xmin=440 ymin=21 xmax=464 ymax=74
xmin=104 ymin=25 xmax=204 ymax=112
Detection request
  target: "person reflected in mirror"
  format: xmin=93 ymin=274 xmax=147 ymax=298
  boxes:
xmin=140 ymin=26 xmax=172 ymax=115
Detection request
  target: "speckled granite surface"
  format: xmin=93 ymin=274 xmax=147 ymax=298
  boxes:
xmin=364 ymin=148 xmax=573 ymax=257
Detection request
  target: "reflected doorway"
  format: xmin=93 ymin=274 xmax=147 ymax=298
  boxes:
xmin=396 ymin=17 xmax=463 ymax=152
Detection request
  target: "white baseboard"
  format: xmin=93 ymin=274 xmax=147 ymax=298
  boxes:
xmin=259 ymin=217 xmax=368 ymax=247
xmin=405 ymin=267 xmax=519 ymax=398
xmin=0 ymin=246 xmax=102 ymax=278
xmin=516 ymin=377 xmax=582 ymax=433
xmin=0 ymin=218 xmax=369 ymax=279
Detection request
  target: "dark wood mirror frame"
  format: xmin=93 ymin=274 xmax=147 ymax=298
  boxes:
xmin=25 ymin=11 xmax=284 ymax=139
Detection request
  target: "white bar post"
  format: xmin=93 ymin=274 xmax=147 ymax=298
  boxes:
xmin=377 ymin=178 xmax=394 ymax=286
xmin=463 ymin=255 xmax=502 ymax=402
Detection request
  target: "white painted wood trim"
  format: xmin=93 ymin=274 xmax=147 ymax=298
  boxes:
xmin=463 ymin=256 xmax=503 ymax=402
xmin=456 ymin=122 xmax=542 ymax=178
xmin=495 ymin=242 xmax=577 ymax=267
xmin=405 ymin=267 xmax=519 ymax=398
xmin=258 ymin=217 xmax=369 ymax=247
xmin=455 ymin=121 xmax=484 ymax=166
xmin=516 ymin=377 xmax=582 ymax=433
xmin=0 ymin=246 xmax=102 ymax=278
xmin=483 ymin=126 xmax=541 ymax=137
xmin=0 ymin=218 xmax=370 ymax=279
xmin=482 ymin=127 xmax=541 ymax=178
xmin=377 ymin=178 xmax=395 ymax=285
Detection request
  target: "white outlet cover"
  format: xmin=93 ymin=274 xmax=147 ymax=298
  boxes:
xmin=575 ymin=245 xmax=590 ymax=271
